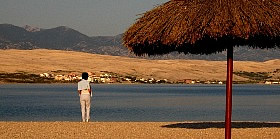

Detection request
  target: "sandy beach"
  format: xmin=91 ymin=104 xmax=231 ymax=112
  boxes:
xmin=1 ymin=122 xmax=280 ymax=139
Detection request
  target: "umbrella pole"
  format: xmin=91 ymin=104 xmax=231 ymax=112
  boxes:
xmin=225 ymin=46 xmax=233 ymax=139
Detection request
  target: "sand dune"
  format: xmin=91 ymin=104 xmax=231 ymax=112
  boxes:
xmin=0 ymin=49 xmax=279 ymax=82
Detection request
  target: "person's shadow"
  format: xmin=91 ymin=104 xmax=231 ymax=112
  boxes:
xmin=161 ymin=122 xmax=280 ymax=129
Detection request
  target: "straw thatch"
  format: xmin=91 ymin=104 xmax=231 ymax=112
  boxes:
xmin=123 ymin=0 xmax=280 ymax=55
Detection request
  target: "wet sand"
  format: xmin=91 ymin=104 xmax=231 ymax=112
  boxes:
xmin=1 ymin=122 xmax=280 ymax=139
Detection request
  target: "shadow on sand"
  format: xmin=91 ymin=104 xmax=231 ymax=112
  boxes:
xmin=161 ymin=122 xmax=280 ymax=129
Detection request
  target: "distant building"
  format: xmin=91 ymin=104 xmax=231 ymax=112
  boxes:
xmin=88 ymin=77 xmax=92 ymax=82
xmin=100 ymin=77 xmax=106 ymax=83
xmin=55 ymin=75 xmax=64 ymax=80
xmin=65 ymin=77 xmax=71 ymax=81
xmin=93 ymin=76 xmax=101 ymax=82
xmin=184 ymin=79 xmax=192 ymax=84
xmin=265 ymin=81 xmax=272 ymax=84
xmin=43 ymin=73 xmax=50 ymax=78
xmin=148 ymin=78 xmax=156 ymax=83
xmin=140 ymin=78 xmax=145 ymax=82
xmin=40 ymin=73 xmax=51 ymax=78
xmin=109 ymin=77 xmax=118 ymax=83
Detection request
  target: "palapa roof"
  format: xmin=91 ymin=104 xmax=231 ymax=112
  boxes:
xmin=123 ymin=0 xmax=280 ymax=55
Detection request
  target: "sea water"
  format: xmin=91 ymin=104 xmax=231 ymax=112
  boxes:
xmin=0 ymin=84 xmax=279 ymax=122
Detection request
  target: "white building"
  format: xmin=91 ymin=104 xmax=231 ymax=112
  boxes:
xmin=265 ymin=81 xmax=272 ymax=84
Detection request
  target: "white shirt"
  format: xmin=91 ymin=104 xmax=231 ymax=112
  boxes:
xmin=78 ymin=79 xmax=91 ymax=95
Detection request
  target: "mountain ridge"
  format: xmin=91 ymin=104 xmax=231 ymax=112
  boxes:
xmin=0 ymin=24 xmax=279 ymax=61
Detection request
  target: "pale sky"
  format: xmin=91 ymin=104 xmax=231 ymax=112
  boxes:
xmin=0 ymin=0 xmax=168 ymax=36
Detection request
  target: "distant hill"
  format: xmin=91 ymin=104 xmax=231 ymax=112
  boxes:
xmin=1 ymin=49 xmax=279 ymax=82
xmin=0 ymin=24 xmax=279 ymax=61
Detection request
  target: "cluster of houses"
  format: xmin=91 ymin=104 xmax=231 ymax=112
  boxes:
xmin=39 ymin=72 xmax=279 ymax=84
xmin=40 ymin=72 xmax=118 ymax=83
xmin=178 ymin=79 xmax=224 ymax=84
xmin=39 ymin=72 xmax=224 ymax=84
xmin=264 ymin=81 xmax=280 ymax=85
xmin=39 ymin=72 xmax=152 ymax=83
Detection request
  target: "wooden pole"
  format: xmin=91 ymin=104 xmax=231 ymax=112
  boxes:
xmin=225 ymin=46 xmax=233 ymax=139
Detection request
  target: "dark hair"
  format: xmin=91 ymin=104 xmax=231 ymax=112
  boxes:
xmin=82 ymin=72 xmax=88 ymax=80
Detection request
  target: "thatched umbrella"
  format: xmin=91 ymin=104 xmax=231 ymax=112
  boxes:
xmin=123 ymin=0 xmax=280 ymax=138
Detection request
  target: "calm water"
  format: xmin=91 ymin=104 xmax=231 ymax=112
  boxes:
xmin=0 ymin=84 xmax=279 ymax=122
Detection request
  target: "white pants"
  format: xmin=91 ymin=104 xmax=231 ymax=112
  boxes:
xmin=80 ymin=94 xmax=91 ymax=122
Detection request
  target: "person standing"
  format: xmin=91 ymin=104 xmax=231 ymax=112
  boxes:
xmin=78 ymin=72 xmax=92 ymax=122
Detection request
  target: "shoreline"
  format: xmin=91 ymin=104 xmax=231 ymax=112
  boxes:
xmin=1 ymin=121 xmax=280 ymax=138
xmin=0 ymin=82 xmax=277 ymax=85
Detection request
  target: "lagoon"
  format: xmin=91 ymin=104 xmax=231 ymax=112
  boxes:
xmin=0 ymin=84 xmax=279 ymax=122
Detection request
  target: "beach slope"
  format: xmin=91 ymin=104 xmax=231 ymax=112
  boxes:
xmin=1 ymin=122 xmax=280 ymax=139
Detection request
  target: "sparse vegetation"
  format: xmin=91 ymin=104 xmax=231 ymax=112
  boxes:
xmin=233 ymin=71 xmax=272 ymax=82
xmin=0 ymin=73 xmax=76 ymax=83
xmin=0 ymin=73 xmax=53 ymax=83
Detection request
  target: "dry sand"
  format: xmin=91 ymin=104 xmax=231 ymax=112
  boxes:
xmin=0 ymin=49 xmax=280 ymax=82
xmin=0 ymin=122 xmax=280 ymax=139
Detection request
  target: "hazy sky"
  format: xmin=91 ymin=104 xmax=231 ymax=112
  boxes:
xmin=0 ymin=0 xmax=168 ymax=36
